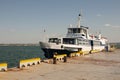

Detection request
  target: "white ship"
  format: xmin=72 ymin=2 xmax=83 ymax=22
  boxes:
xmin=40 ymin=14 xmax=108 ymax=58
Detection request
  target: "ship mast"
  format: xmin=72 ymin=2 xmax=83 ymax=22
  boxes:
xmin=77 ymin=13 xmax=81 ymax=28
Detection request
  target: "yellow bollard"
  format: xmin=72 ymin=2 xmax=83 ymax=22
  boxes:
xmin=0 ymin=63 xmax=7 ymax=72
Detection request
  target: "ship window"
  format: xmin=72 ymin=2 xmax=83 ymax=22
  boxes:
xmin=68 ymin=28 xmax=81 ymax=33
xmin=49 ymin=38 xmax=58 ymax=43
xmin=73 ymin=28 xmax=81 ymax=33
xmin=73 ymin=29 xmax=77 ymax=33
xmin=77 ymin=39 xmax=89 ymax=45
xmin=49 ymin=38 xmax=61 ymax=44
xmin=63 ymin=38 xmax=75 ymax=44
xmin=58 ymin=39 xmax=61 ymax=43
xmin=68 ymin=29 xmax=72 ymax=33
xmin=93 ymin=41 xmax=101 ymax=46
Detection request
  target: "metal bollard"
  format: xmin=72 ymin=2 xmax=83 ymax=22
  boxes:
xmin=53 ymin=57 xmax=57 ymax=64
xmin=63 ymin=56 xmax=67 ymax=62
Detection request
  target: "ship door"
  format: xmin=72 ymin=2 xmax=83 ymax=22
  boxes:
xmin=90 ymin=40 xmax=94 ymax=50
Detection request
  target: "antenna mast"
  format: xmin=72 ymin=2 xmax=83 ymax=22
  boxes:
xmin=78 ymin=13 xmax=81 ymax=28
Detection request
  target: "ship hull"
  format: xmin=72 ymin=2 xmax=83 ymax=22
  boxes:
xmin=40 ymin=41 xmax=105 ymax=58
xmin=41 ymin=48 xmax=74 ymax=58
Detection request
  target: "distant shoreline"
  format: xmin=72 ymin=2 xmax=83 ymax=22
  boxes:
xmin=0 ymin=44 xmax=39 ymax=46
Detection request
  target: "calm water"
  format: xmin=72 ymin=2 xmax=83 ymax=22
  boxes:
xmin=0 ymin=46 xmax=45 ymax=68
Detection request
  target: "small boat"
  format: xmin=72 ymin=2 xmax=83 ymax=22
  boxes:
xmin=40 ymin=13 xmax=108 ymax=58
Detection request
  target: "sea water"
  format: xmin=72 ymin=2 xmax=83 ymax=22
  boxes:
xmin=0 ymin=46 xmax=45 ymax=68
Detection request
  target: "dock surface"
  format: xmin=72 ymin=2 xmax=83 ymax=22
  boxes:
xmin=0 ymin=50 xmax=120 ymax=80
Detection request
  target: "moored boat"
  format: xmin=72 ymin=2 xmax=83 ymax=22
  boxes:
xmin=40 ymin=13 xmax=108 ymax=58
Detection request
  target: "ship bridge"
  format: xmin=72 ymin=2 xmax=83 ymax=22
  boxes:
xmin=66 ymin=26 xmax=89 ymax=39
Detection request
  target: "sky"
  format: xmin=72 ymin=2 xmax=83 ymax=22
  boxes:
xmin=0 ymin=0 xmax=120 ymax=43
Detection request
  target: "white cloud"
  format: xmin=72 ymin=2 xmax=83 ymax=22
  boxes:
xmin=104 ymin=24 xmax=111 ymax=27
xmin=104 ymin=24 xmax=120 ymax=28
